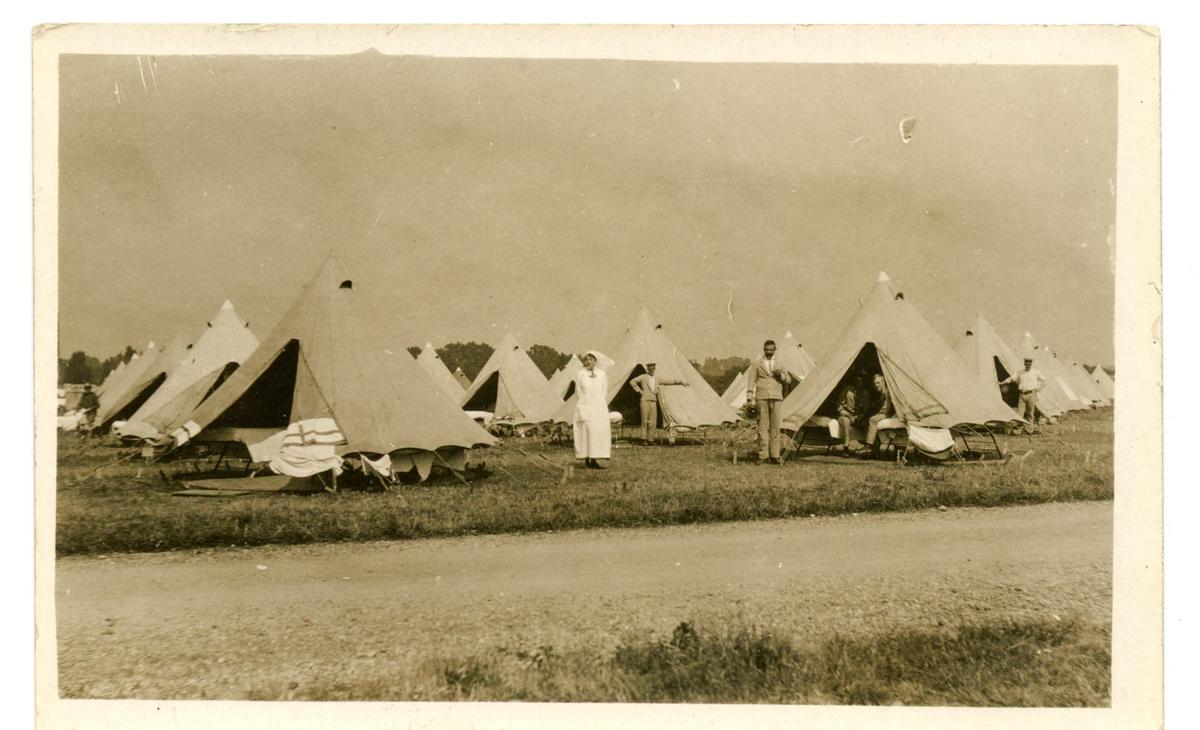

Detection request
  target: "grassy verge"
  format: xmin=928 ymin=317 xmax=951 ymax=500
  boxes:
xmin=247 ymin=617 xmax=1110 ymax=705
xmin=55 ymin=410 xmax=1113 ymax=556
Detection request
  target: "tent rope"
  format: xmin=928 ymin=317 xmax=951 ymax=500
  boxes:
xmin=493 ymin=441 xmax=572 ymax=483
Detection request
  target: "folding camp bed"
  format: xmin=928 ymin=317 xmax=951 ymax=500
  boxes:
xmin=781 ymin=417 xmax=957 ymax=464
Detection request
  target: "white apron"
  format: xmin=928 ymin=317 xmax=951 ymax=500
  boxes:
xmin=573 ymin=368 xmax=611 ymax=459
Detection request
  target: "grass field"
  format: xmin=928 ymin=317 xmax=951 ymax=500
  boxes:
xmin=55 ymin=409 xmax=1113 ymax=556
xmin=247 ymin=617 xmax=1110 ymax=705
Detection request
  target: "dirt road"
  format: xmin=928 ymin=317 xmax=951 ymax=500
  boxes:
xmin=55 ymin=501 xmax=1112 ymax=699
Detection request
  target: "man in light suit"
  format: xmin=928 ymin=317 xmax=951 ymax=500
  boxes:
xmin=748 ymin=340 xmax=793 ymax=464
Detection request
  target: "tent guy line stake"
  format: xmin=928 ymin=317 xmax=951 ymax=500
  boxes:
xmin=432 ymin=451 xmax=474 ymax=490
xmin=494 ymin=441 xmax=568 ymax=476
xmin=72 ymin=449 xmax=141 ymax=483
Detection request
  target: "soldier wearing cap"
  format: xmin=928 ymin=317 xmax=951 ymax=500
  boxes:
xmin=1001 ymin=357 xmax=1047 ymax=433
xmin=78 ymin=384 xmax=100 ymax=435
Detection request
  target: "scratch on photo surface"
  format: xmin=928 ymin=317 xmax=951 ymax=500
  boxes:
xmin=137 ymin=57 xmax=148 ymax=92
xmin=113 ymin=82 xmax=121 ymax=105
xmin=899 ymin=117 xmax=916 ymax=144
xmin=366 ymin=208 xmax=385 ymax=237
xmin=727 ymin=287 xmax=734 ymax=323
xmin=849 ymin=135 xmax=866 ymax=145
xmin=148 ymin=57 xmax=159 ymax=92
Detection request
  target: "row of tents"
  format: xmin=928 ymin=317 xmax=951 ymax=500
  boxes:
xmin=70 ymin=262 xmax=1112 ymax=482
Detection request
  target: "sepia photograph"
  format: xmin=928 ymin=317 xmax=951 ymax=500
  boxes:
xmin=32 ymin=23 xmax=1161 ymax=728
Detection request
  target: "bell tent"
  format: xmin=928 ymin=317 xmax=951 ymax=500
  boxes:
xmin=415 ymin=342 xmax=467 ymax=405
xmin=94 ymin=359 xmax=127 ymax=397
xmin=1014 ymin=333 xmax=1090 ymax=411
xmin=551 ymin=308 xmax=739 ymax=430
xmin=114 ymin=301 xmax=260 ymax=441
xmin=452 ymin=367 xmax=472 ymax=391
xmin=953 ymin=314 xmax=1062 ymax=419
xmin=548 ymin=354 xmax=584 ymax=400
xmin=459 ymin=333 xmax=562 ymax=424
xmin=781 ymin=330 xmax=818 ymax=375
xmin=721 ymin=370 xmax=750 ymax=410
xmin=1091 ymin=367 xmax=1116 ymax=400
xmin=777 ymin=273 xmax=1023 ymax=431
xmin=1067 ymin=358 xmax=1110 ymax=406
xmin=93 ymin=349 xmax=149 ymax=414
xmin=169 ymin=259 xmax=496 ymax=481
xmin=95 ymin=336 xmax=191 ymax=431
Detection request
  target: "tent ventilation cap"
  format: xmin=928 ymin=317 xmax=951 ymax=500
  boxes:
xmin=339 ymin=280 xmax=353 ymax=290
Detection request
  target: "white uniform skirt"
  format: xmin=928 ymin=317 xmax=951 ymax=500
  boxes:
xmin=573 ymin=404 xmax=612 ymax=459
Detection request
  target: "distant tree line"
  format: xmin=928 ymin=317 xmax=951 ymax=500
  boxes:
xmin=409 ymin=342 xmax=573 ymax=381
xmin=694 ymin=356 xmax=752 ymax=396
xmin=57 ymin=346 xmax=137 ymax=386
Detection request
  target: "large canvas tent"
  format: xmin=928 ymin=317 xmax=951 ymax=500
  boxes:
xmin=722 ymin=329 xmax=817 ymax=410
xmin=415 ymin=342 xmax=467 ymax=405
xmin=169 ymin=259 xmax=495 ymax=480
xmin=114 ymin=301 xmax=260 ymax=441
xmin=778 ymin=273 xmax=1023 ymax=431
xmin=551 ymin=309 xmax=739 ymax=430
xmin=1091 ymin=366 xmax=1116 ymax=400
xmin=781 ymin=330 xmax=818 ymax=375
xmin=95 ymin=336 xmax=191 ymax=431
xmin=93 ymin=349 xmax=148 ymax=411
xmin=548 ymin=354 xmax=583 ymax=400
xmin=721 ymin=370 xmax=749 ymax=410
xmin=94 ymin=359 xmax=127 ymax=396
xmin=1014 ymin=333 xmax=1090 ymax=411
xmin=460 ymin=333 xmax=561 ymax=424
xmin=953 ymin=314 xmax=1062 ymax=419
xmin=1067 ymin=358 xmax=1110 ymax=406
xmin=452 ymin=367 xmax=472 ymax=391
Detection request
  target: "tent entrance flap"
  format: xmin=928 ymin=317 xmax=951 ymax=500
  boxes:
xmin=101 ymin=372 xmax=168 ymax=429
xmin=210 ymin=339 xmax=300 ymax=429
xmin=992 ymin=357 xmax=1020 ymax=408
xmin=609 ymin=364 xmax=664 ymax=427
xmin=877 ymin=351 xmax=950 ymax=422
xmin=462 ymin=371 xmax=500 ymax=413
xmin=813 ymin=343 xmax=884 ymax=419
xmin=201 ymin=361 xmax=242 ymax=405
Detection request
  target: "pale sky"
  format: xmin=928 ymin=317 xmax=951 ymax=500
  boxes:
xmin=59 ymin=54 xmax=1117 ymax=366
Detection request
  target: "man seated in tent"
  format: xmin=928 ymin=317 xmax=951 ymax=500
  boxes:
xmin=629 ymin=362 xmax=689 ymax=445
xmin=835 ymin=373 xmax=865 ymax=457
xmin=862 ymin=374 xmax=895 ymax=458
xmin=1000 ymin=357 xmax=1046 ymax=434
xmin=77 ymin=384 xmax=100 ymax=435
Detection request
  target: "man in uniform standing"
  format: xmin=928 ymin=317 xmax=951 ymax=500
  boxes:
xmin=78 ymin=384 xmax=100 ymax=436
xmin=1001 ymin=357 xmax=1047 ymax=433
xmin=629 ymin=362 xmax=688 ymax=445
xmin=748 ymin=340 xmax=793 ymax=464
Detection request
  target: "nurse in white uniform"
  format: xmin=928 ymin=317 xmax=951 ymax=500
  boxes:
xmin=573 ymin=351 xmax=611 ymax=468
